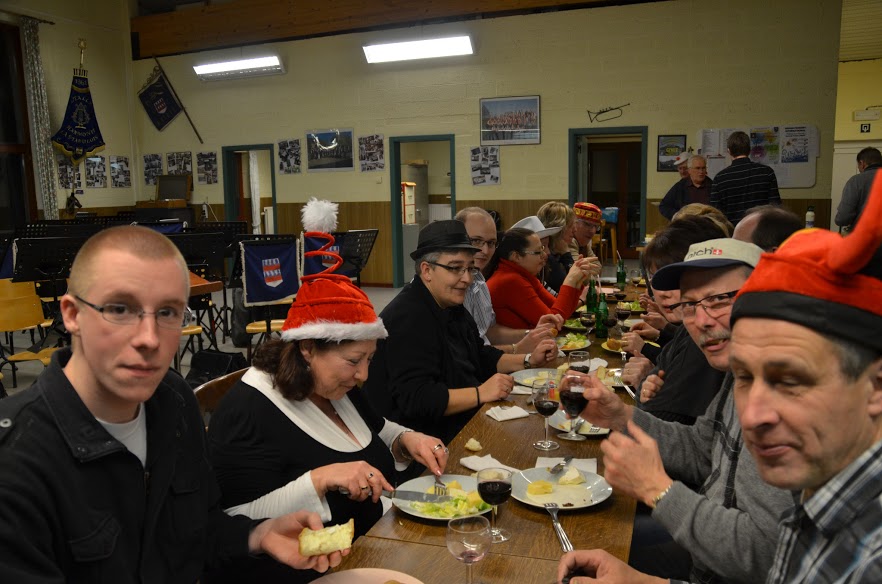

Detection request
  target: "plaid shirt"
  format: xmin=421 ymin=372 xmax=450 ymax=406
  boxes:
xmin=767 ymin=438 xmax=882 ymax=583
xmin=464 ymin=271 xmax=495 ymax=345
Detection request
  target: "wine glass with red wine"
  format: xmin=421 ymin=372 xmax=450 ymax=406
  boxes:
xmin=559 ymin=375 xmax=589 ymax=442
xmin=447 ymin=515 xmax=492 ymax=584
xmin=477 ymin=467 xmax=513 ymax=543
xmin=616 ymin=305 xmax=631 ymax=328
xmin=531 ymin=380 xmax=560 ymax=451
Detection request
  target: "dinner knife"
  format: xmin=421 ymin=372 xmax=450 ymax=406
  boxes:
xmin=338 ymin=487 xmax=452 ymax=503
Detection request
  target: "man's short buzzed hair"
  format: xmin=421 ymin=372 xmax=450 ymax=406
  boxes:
xmin=455 ymin=206 xmax=494 ymax=224
xmin=727 ymin=131 xmax=751 ymax=157
xmin=742 ymin=205 xmax=802 ymax=251
xmin=857 ymin=147 xmax=882 ymax=167
xmin=69 ymin=225 xmax=189 ymax=296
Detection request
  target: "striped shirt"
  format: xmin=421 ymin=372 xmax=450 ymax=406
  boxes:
xmin=464 ymin=271 xmax=495 ymax=345
xmin=767 ymin=438 xmax=882 ymax=583
xmin=709 ymin=158 xmax=781 ymax=224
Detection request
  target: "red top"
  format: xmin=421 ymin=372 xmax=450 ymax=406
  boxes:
xmin=486 ymin=258 xmax=582 ymax=329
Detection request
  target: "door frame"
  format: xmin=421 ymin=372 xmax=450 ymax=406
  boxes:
xmin=567 ymin=126 xmax=648 ymax=244
xmin=221 ymin=144 xmax=277 ymax=232
xmin=388 ymin=135 xmax=456 ymax=287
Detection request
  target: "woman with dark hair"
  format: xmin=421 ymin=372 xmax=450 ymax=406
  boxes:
xmin=485 ymin=227 xmax=593 ymax=329
xmin=206 ymin=203 xmax=447 ymax=583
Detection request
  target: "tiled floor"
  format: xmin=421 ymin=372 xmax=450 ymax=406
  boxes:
xmin=2 ymin=260 xmax=635 ymax=397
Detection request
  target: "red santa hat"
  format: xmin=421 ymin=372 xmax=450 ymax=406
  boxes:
xmin=281 ymin=198 xmax=387 ymax=343
xmin=732 ymin=172 xmax=882 ymax=352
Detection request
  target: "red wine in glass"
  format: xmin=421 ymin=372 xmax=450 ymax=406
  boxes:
xmin=614 ymin=291 xmax=627 ymax=301
xmin=616 ymin=307 xmax=631 ymax=325
xmin=478 ymin=480 xmax=512 ymax=506
xmin=603 ymin=316 xmax=618 ymax=329
xmin=535 ymin=399 xmax=559 ymax=417
xmin=560 ymin=389 xmax=589 ymax=418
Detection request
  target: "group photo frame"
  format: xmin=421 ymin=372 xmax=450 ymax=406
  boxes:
xmin=480 ymin=95 xmax=540 ymax=146
xmin=306 ymin=128 xmax=354 ymax=172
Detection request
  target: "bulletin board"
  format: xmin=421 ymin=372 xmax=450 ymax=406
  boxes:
xmin=696 ymin=124 xmax=819 ymax=188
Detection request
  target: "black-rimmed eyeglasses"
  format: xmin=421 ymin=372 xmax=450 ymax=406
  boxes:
xmin=75 ymin=295 xmax=194 ymax=329
xmin=425 ymin=262 xmax=481 ymax=277
xmin=469 ymin=237 xmax=497 ymax=250
xmin=670 ymin=290 xmax=739 ymax=319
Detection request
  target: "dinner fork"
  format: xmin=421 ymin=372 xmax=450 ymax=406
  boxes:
xmin=433 ymin=474 xmax=448 ymax=496
xmin=544 ymin=502 xmax=573 ymax=552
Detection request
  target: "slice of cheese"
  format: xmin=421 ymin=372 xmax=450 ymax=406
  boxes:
xmin=558 ymin=466 xmax=585 ymax=486
xmin=527 ymin=480 xmax=553 ymax=495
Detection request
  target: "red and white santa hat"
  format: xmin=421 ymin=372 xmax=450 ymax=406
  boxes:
xmin=281 ymin=198 xmax=387 ymax=343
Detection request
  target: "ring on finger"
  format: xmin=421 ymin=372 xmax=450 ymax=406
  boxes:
xmin=360 ymin=485 xmax=370 ymax=490
xmin=444 ymin=447 xmax=450 ymax=454
xmin=368 ymin=472 xmax=374 ymax=479
xmin=432 ymin=444 xmax=443 ymax=453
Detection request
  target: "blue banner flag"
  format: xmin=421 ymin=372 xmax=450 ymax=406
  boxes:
xmin=138 ymin=67 xmax=183 ymax=132
xmin=241 ymin=241 xmax=299 ymax=306
xmin=51 ymin=69 xmax=105 ymax=165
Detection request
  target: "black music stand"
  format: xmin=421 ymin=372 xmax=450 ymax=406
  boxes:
xmin=332 ymin=229 xmax=379 ymax=288
xmin=11 ymin=236 xmax=87 ymax=348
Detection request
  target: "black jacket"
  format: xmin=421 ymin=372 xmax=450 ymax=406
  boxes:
xmin=0 ymin=349 xmax=255 ymax=583
xmin=363 ymin=276 xmax=503 ymax=444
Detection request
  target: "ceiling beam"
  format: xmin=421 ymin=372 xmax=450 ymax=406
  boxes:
xmin=131 ymin=0 xmax=643 ymax=59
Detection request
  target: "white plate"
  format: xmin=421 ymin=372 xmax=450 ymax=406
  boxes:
xmin=314 ymin=568 xmax=424 ymax=584
xmin=391 ymin=474 xmax=489 ymax=521
xmin=512 ymin=368 xmax=560 ymax=388
xmin=623 ymin=318 xmax=642 ymax=329
xmin=512 ymin=467 xmax=613 ymax=510
xmin=548 ymin=410 xmax=610 ymax=436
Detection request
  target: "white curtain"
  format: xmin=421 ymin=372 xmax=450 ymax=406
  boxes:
xmin=20 ymin=17 xmax=57 ymax=219
xmin=248 ymin=151 xmax=262 ymax=234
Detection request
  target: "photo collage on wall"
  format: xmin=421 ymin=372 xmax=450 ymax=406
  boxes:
xmin=358 ymin=134 xmax=385 ymax=172
xmin=110 ymin=156 xmax=131 ymax=188
xmin=85 ymin=156 xmax=107 ymax=188
xmin=197 ymin=151 xmax=218 ymax=184
xmin=166 ymin=151 xmax=192 ymax=175
xmin=57 ymin=156 xmax=82 ymax=192
xmin=278 ymin=138 xmax=301 ymax=174
xmin=143 ymin=153 xmax=163 ymax=185
xmin=470 ymin=146 xmax=500 ymax=186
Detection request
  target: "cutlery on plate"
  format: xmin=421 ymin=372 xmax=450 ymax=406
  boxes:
xmin=338 ymin=487 xmax=452 ymax=502
xmin=549 ymin=455 xmax=573 ymax=475
xmin=544 ymin=502 xmax=574 ymax=552
xmin=433 ymin=475 xmax=449 ymax=496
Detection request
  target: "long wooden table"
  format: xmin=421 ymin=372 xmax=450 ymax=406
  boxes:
xmin=334 ymin=285 xmax=644 ymax=580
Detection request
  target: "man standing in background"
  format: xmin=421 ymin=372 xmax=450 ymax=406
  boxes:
xmin=710 ymin=131 xmax=780 ymax=224
xmin=659 ymin=155 xmax=713 ymax=220
xmin=835 ymin=146 xmax=882 ymax=232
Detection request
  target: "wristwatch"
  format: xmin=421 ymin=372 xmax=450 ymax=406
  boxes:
xmin=523 ymin=353 xmax=532 ymax=369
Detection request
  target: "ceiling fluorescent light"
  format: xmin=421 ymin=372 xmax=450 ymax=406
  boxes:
xmin=363 ymin=35 xmax=473 ymax=64
xmin=193 ymin=55 xmax=285 ymax=81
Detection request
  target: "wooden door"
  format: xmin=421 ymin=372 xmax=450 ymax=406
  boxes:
xmin=586 ymin=141 xmax=642 ymax=259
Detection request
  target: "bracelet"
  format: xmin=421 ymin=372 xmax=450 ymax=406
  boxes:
xmin=651 ymin=484 xmax=673 ymax=509
xmin=475 ymin=386 xmax=481 ymax=408
xmin=393 ymin=430 xmax=414 ymax=462
xmin=510 ymin=343 xmax=517 ymax=354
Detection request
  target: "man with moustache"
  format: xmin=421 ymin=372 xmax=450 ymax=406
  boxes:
xmin=563 ymin=238 xmax=793 ymax=583
xmin=364 ymin=220 xmax=557 ymax=445
xmin=455 ymin=207 xmax=561 ymax=353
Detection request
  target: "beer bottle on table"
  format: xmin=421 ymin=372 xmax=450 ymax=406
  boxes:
xmin=616 ymin=259 xmax=627 ymax=291
xmin=595 ymin=294 xmax=609 ymax=339
xmin=586 ymin=279 xmax=597 ymax=313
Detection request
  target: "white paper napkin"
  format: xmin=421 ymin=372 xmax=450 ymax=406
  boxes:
xmin=486 ymin=405 xmax=530 ymax=421
xmin=460 ymin=454 xmax=520 ymax=473
xmin=511 ymin=385 xmax=532 ymax=395
xmin=535 ymin=457 xmax=597 ymax=474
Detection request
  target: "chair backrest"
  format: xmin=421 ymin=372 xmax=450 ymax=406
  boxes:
xmin=0 ymin=294 xmax=46 ymax=333
xmin=0 ymin=278 xmax=35 ymax=300
xmin=193 ymin=367 xmax=247 ymax=427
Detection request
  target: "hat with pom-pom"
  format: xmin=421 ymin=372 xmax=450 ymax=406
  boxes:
xmin=282 ymin=198 xmax=387 ymax=343
xmin=731 ymin=172 xmax=882 ymax=352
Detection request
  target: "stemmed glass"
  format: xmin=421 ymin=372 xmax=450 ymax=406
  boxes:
xmin=477 ymin=468 xmax=513 ymax=543
xmin=630 ymin=268 xmax=642 ymax=287
xmin=559 ymin=375 xmax=589 ymax=442
xmin=447 ymin=515 xmax=492 ymax=584
xmin=532 ymin=380 xmax=560 ymax=451
xmin=616 ymin=304 xmax=632 ymax=328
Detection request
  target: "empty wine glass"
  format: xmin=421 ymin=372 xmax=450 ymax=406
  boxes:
xmin=559 ymin=375 xmax=588 ymax=442
xmin=447 ymin=515 xmax=492 ymax=584
xmin=477 ymin=468 xmax=513 ymax=543
xmin=532 ymin=380 xmax=560 ymax=451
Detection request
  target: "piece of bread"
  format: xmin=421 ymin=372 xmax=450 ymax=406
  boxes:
xmin=298 ymin=518 xmax=354 ymax=556
xmin=606 ymin=337 xmax=622 ymax=351
xmin=465 ymin=438 xmax=483 ymax=451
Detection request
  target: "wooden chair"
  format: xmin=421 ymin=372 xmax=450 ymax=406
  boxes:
xmin=0 ymin=294 xmax=59 ymax=387
xmin=193 ymin=367 xmax=247 ymax=427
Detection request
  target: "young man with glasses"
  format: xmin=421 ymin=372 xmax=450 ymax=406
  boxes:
xmin=364 ymin=220 xmax=557 ymax=446
xmin=562 ymin=238 xmax=793 ymax=583
xmin=455 ymin=207 xmax=560 ymax=355
xmin=659 ymin=155 xmax=713 ymax=220
xmin=0 ymin=226 xmax=342 ymax=582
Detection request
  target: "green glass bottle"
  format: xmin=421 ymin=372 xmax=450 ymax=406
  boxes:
xmin=616 ymin=259 xmax=627 ymax=291
xmin=586 ymin=278 xmax=597 ymax=313
xmin=595 ymin=294 xmax=609 ymax=339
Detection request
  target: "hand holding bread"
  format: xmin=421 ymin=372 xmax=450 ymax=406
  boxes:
xmin=248 ymin=510 xmax=348 ymax=573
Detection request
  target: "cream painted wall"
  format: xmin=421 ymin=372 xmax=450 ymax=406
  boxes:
xmin=835 ymin=59 xmax=882 ymax=141
xmin=0 ymin=0 xmax=137 ymax=209
xmin=400 ymin=141 xmax=451 ymax=195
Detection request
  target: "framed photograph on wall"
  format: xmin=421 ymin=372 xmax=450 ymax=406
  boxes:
xmin=480 ymin=96 xmax=540 ymax=146
xmin=657 ymin=135 xmax=687 ymax=172
xmin=306 ymin=129 xmax=354 ymax=172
